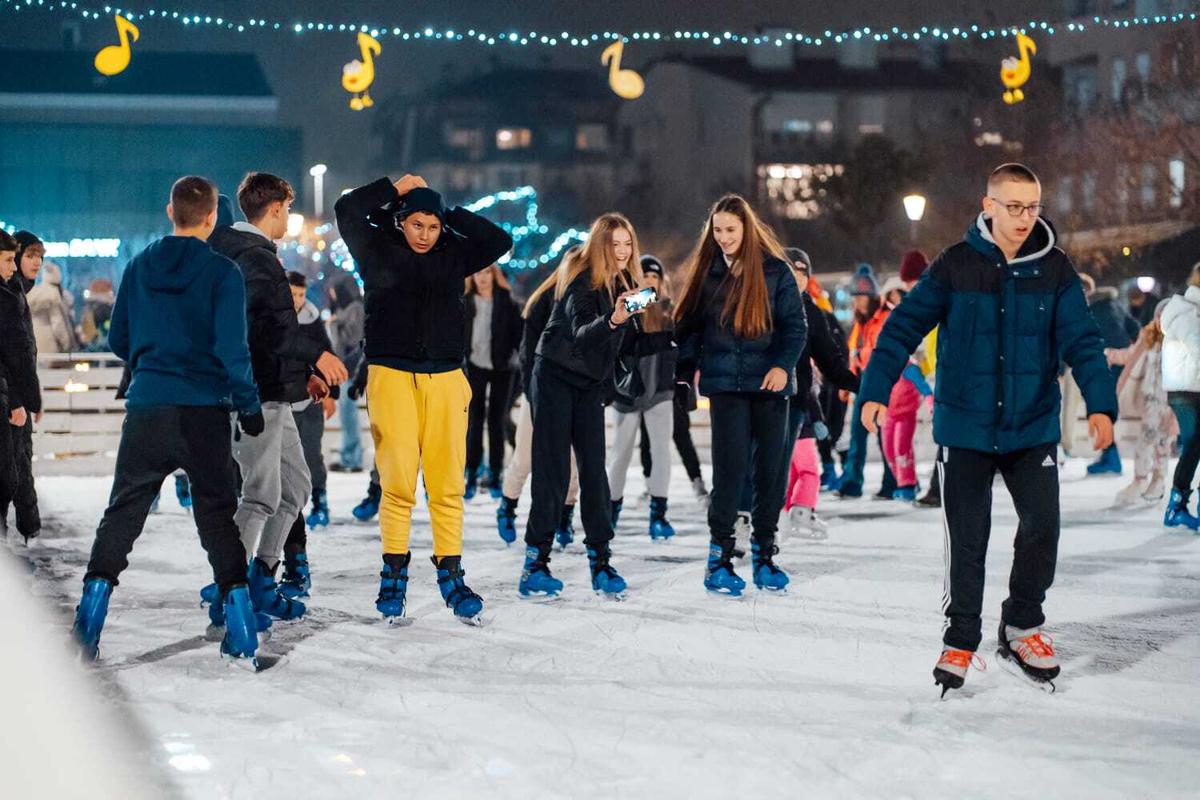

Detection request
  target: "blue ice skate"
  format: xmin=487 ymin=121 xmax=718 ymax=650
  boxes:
xmin=72 ymin=577 xmax=113 ymax=661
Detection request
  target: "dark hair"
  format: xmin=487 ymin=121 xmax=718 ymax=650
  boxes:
xmin=170 ymin=176 xmax=219 ymax=228
xmin=989 ymin=162 xmax=1039 ymax=187
xmin=237 ymin=172 xmax=294 ymax=223
xmin=0 ymin=229 xmax=15 ymax=253
xmin=286 ymin=270 xmax=307 ymax=288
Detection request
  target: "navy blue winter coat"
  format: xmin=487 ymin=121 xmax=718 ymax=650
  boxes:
xmin=110 ymin=236 xmax=260 ymax=414
xmin=675 ymin=253 xmax=808 ymax=397
xmin=859 ymin=215 xmax=1116 ymax=454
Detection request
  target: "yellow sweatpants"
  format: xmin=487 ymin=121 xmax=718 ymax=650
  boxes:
xmin=367 ymin=366 xmax=471 ymax=557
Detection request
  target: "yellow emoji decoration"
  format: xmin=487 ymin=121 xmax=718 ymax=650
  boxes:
xmin=601 ymin=41 xmax=645 ymax=100
xmin=342 ymin=32 xmax=382 ymax=111
xmin=1001 ymin=33 xmax=1037 ymax=105
xmin=94 ymin=14 xmax=140 ymax=77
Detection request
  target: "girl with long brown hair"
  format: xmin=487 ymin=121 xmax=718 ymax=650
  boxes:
xmin=519 ymin=214 xmax=662 ymax=599
xmin=462 ymin=263 xmax=522 ymax=500
xmin=674 ymin=194 xmax=807 ymax=596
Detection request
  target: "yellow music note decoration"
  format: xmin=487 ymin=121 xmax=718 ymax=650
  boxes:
xmin=94 ymin=14 xmax=140 ymax=77
xmin=601 ymin=41 xmax=645 ymax=100
xmin=1001 ymin=33 xmax=1037 ymax=105
xmin=342 ymin=32 xmax=382 ymax=111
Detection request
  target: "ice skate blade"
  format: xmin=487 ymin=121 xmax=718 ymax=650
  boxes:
xmin=996 ymin=649 xmax=1057 ymax=693
xmin=457 ymin=614 xmax=485 ymax=627
xmin=220 ymin=652 xmax=261 ymax=672
xmin=593 ymin=589 xmax=627 ymax=601
xmin=754 ymin=586 xmax=789 ymax=596
xmin=706 ymin=588 xmax=745 ymax=599
xmin=382 ymin=615 xmax=414 ymax=627
xmin=518 ymin=591 xmax=562 ymax=603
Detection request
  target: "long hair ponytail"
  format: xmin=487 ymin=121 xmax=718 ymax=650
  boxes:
xmin=673 ymin=194 xmax=786 ymax=339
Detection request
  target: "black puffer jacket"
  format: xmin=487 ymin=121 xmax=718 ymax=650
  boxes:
xmin=334 ymin=178 xmax=513 ymax=371
xmin=0 ymin=278 xmax=40 ymax=414
xmin=519 ymin=289 xmax=553 ymax=397
xmin=675 ymin=253 xmax=808 ymax=397
xmin=463 ymin=286 xmax=523 ymax=371
xmin=536 ymin=272 xmax=672 ymax=388
xmin=208 ymin=225 xmax=324 ymax=403
xmin=797 ymin=291 xmax=859 ymax=400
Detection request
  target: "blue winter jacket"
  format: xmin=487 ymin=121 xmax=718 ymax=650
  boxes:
xmin=859 ymin=215 xmax=1116 ymax=454
xmin=675 ymin=253 xmax=808 ymax=397
xmin=110 ymin=236 xmax=261 ymax=414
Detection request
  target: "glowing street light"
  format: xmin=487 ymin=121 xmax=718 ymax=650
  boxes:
xmin=309 ymin=163 xmax=328 ymax=219
xmin=903 ymin=193 xmax=927 ymax=244
xmin=286 ymin=213 xmax=305 ymax=239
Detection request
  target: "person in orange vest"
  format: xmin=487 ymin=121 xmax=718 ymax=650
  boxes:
xmin=835 ymin=264 xmax=898 ymax=498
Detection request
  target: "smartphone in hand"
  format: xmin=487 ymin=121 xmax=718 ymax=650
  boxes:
xmin=623 ymin=287 xmax=658 ymax=313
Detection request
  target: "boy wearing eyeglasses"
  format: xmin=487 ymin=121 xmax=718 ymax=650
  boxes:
xmin=856 ymin=163 xmax=1117 ymax=695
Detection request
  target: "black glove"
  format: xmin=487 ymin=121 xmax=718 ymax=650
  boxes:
xmin=347 ymin=381 xmax=363 ymax=401
xmin=238 ymin=410 xmax=265 ymax=437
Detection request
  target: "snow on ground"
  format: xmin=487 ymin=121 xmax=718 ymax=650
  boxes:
xmin=5 ymin=458 xmax=1200 ymax=800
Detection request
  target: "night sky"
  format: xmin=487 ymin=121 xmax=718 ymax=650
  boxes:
xmin=8 ymin=0 xmax=1051 ymax=192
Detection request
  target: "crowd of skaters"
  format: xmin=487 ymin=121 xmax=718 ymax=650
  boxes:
xmin=2 ymin=160 xmax=1196 ymax=691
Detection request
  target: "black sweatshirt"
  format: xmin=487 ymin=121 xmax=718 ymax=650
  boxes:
xmin=334 ymin=178 xmax=513 ymax=374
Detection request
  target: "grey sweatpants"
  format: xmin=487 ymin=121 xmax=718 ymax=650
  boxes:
xmin=232 ymin=401 xmax=311 ymax=565
xmin=608 ymin=400 xmax=672 ymax=500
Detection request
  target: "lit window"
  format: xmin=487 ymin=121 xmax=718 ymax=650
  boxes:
xmin=575 ymin=124 xmax=609 ymax=152
xmin=1169 ymin=157 xmax=1185 ymax=208
xmin=783 ymin=119 xmax=813 ymax=133
xmin=756 ymin=163 xmax=844 ymax=220
xmin=1136 ymin=52 xmax=1151 ymax=82
xmin=816 ymin=120 xmax=835 ymax=135
xmin=496 ymin=128 xmax=532 ymax=150
xmin=858 ymin=123 xmax=885 ymax=135
xmin=1141 ymin=163 xmax=1157 ymax=209
xmin=1111 ymin=57 xmax=1127 ymax=101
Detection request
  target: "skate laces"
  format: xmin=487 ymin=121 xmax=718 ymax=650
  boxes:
xmin=753 ymin=544 xmax=782 ymax=572
xmin=939 ymin=648 xmax=987 ymax=672
xmin=1014 ymin=632 xmax=1055 ymax=660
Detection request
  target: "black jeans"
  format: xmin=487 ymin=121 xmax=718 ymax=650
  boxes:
xmin=284 ymin=512 xmax=306 ymax=558
xmin=738 ymin=397 xmax=806 ymax=511
xmin=86 ymin=406 xmax=247 ymax=591
xmin=708 ymin=392 xmax=789 ymax=543
xmin=0 ymin=417 xmax=39 ymax=536
xmin=293 ymin=402 xmax=327 ymax=494
xmin=639 ymin=399 xmax=704 ymax=483
xmin=939 ymin=443 xmax=1060 ymax=652
xmin=0 ymin=405 xmax=15 ymax=514
xmin=525 ymin=360 xmax=612 ymax=552
xmin=466 ymin=363 xmax=513 ymax=478
xmin=1169 ymin=392 xmax=1200 ymax=494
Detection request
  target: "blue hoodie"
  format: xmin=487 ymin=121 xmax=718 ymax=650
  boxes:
xmin=109 ymin=235 xmax=260 ymax=414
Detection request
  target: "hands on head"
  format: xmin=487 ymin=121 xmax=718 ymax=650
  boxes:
xmin=393 ymin=174 xmax=428 ymax=196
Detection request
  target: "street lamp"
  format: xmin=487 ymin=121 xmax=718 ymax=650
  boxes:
xmin=903 ymin=193 xmax=927 ymax=243
xmin=309 ymin=163 xmax=328 ymax=219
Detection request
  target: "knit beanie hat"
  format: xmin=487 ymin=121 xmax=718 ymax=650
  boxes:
xmin=639 ymin=254 xmax=664 ymax=277
xmin=850 ymin=263 xmax=879 ymax=297
xmin=395 ymin=187 xmax=446 ymax=224
xmin=899 ymin=250 xmax=929 ymax=283
xmin=785 ymin=247 xmax=811 ymax=271
xmin=13 ymin=230 xmax=43 ymax=264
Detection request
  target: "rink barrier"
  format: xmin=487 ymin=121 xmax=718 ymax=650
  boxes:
xmin=30 ymin=354 xmax=1131 ymax=476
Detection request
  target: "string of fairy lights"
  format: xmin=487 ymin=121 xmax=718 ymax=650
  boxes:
xmin=282 ymin=186 xmax=590 ymax=284
xmin=4 ymin=0 xmax=1200 ymax=48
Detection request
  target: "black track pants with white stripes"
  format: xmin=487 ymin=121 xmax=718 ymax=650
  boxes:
xmin=938 ymin=443 xmax=1061 ymax=652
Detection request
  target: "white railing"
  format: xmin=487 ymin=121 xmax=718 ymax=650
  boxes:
xmin=32 ymin=354 xmax=1138 ymax=476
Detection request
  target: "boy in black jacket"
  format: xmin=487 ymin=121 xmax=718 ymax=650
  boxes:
xmin=2 ymin=231 xmax=44 ymax=543
xmin=335 ymin=174 xmax=512 ymax=624
xmin=207 ymin=173 xmax=347 ymax=621
xmin=0 ymin=230 xmax=37 ymax=531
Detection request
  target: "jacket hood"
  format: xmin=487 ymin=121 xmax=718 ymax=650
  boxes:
xmin=298 ymin=299 xmax=321 ymax=325
xmin=140 ymin=236 xmax=222 ymax=294
xmin=208 ymin=224 xmax=277 ymax=263
xmin=967 ymin=213 xmax=1056 ymax=264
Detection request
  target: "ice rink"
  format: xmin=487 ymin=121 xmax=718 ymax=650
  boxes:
xmin=4 ymin=460 xmax=1199 ymax=799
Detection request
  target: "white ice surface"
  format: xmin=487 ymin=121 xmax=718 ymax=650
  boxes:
xmin=7 ymin=460 xmax=1200 ymax=800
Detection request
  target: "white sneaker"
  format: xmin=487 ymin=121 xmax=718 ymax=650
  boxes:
xmin=733 ymin=512 xmax=752 ymax=559
xmin=788 ymin=506 xmax=829 ymax=541
xmin=1115 ymin=477 xmax=1148 ymax=505
xmin=1142 ymin=473 xmax=1165 ymax=501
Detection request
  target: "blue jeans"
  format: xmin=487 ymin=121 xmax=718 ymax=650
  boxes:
xmin=337 ymin=390 xmax=363 ymax=470
xmin=839 ymin=393 xmax=896 ymax=496
xmin=1169 ymin=393 xmax=1200 ymax=493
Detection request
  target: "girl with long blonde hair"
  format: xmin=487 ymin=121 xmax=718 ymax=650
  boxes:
xmin=674 ymin=194 xmax=807 ymax=596
xmin=519 ymin=215 xmax=661 ymax=599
